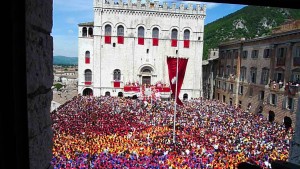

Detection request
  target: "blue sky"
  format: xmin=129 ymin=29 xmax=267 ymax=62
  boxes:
xmin=53 ymin=0 xmax=246 ymax=57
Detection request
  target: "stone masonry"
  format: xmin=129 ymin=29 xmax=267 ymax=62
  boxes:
xmin=26 ymin=0 xmax=53 ymax=168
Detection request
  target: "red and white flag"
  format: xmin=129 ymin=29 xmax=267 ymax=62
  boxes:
xmin=167 ymin=56 xmax=188 ymax=106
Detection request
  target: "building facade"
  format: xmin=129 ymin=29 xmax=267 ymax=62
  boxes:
xmin=214 ymin=21 xmax=300 ymax=127
xmin=78 ymin=0 xmax=206 ymax=99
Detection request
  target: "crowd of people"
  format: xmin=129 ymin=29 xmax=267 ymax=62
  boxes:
xmin=50 ymin=95 xmax=294 ymax=169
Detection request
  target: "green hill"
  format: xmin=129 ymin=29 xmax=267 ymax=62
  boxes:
xmin=203 ymin=6 xmax=300 ymax=59
xmin=53 ymin=56 xmax=78 ymax=65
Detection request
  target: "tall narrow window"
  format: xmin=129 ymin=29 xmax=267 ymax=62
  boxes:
xmin=85 ymin=69 xmax=92 ymax=85
xmin=85 ymin=51 xmax=90 ymax=64
xmin=250 ymin=67 xmax=257 ymax=84
xmin=113 ymin=69 xmax=121 ymax=87
xmin=261 ymin=67 xmax=269 ymax=85
xmin=113 ymin=69 xmax=121 ymax=81
xmin=104 ymin=25 xmax=112 ymax=44
xmin=183 ymin=29 xmax=190 ymax=48
xmin=171 ymin=29 xmax=178 ymax=47
xmin=240 ymin=66 xmax=247 ymax=81
xmin=242 ymin=50 xmax=248 ymax=59
xmin=152 ymin=27 xmax=159 ymax=46
xmin=263 ymin=48 xmax=270 ymax=58
xmin=293 ymin=46 xmax=300 ymax=66
xmin=82 ymin=27 xmax=87 ymax=37
xmin=88 ymin=27 xmax=93 ymax=37
xmin=117 ymin=25 xmax=124 ymax=44
xmin=138 ymin=26 xmax=144 ymax=45
xmin=251 ymin=50 xmax=259 ymax=58
xmin=277 ymin=47 xmax=286 ymax=66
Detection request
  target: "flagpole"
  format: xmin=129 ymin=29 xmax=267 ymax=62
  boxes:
xmin=173 ymin=55 xmax=179 ymax=144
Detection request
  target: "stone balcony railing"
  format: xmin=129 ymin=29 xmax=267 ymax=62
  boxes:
xmin=285 ymin=84 xmax=299 ymax=95
xmin=270 ymin=81 xmax=284 ymax=92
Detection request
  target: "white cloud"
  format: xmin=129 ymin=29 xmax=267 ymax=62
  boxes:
xmin=68 ymin=29 xmax=74 ymax=34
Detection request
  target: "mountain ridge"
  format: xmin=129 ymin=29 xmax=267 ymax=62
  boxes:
xmin=53 ymin=55 xmax=78 ymax=65
xmin=203 ymin=5 xmax=300 ymax=59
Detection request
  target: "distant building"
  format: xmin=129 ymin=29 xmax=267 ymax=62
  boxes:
xmin=215 ymin=20 xmax=300 ymax=127
xmin=77 ymin=0 xmax=206 ymax=99
xmin=202 ymin=49 xmax=219 ymax=99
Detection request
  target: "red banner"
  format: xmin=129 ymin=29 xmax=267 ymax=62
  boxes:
xmin=184 ymin=40 xmax=190 ymax=48
xmin=114 ymin=81 xmax=120 ymax=88
xmin=118 ymin=36 xmax=124 ymax=44
xmin=152 ymin=38 xmax=159 ymax=46
xmin=167 ymin=57 xmax=188 ymax=106
xmin=138 ymin=37 xmax=144 ymax=45
xmin=104 ymin=36 xmax=111 ymax=44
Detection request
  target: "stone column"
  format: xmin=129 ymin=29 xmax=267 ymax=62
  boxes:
xmin=289 ymin=95 xmax=300 ymax=165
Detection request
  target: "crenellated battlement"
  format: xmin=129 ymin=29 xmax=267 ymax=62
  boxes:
xmin=94 ymin=0 xmax=206 ymax=15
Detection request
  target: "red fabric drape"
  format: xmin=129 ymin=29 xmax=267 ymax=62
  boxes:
xmin=118 ymin=36 xmax=124 ymax=44
xmin=114 ymin=81 xmax=120 ymax=88
xmin=85 ymin=81 xmax=92 ymax=85
xmin=171 ymin=39 xmax=177 ymax=47
xmin=85 ymin=58 xmax=90 ymax=64
xmin=138 ymin=37 xmax=144 ymax=45
xmin=167 ymin=57 xmax=188 ymax=106
xmin=184 ymin=40 xmax=190 ymax=48
xmin=105 ymin=36 xmax=111 ymax=44
xmin=152 ymin=38 xmax=159 ymax=46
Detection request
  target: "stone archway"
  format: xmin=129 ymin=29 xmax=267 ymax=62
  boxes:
xmin=284 ymin=116 xmax=292 ymax=130
xmin=139 ymin=65 xmax=155 ymax=85
xmin=83 ymin=88 xmax=93 ymax=96
xmin=105 ymin=91 xmax=110 ymax=96
xmin=118 ymin=92 xmax=123 ymax=97
xmin=269 ymin=111 xmax=275 ymax=122
xmin=183 ymin=93 xmax=188 ymax=100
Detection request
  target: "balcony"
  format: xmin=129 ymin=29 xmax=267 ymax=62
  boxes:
xmin=270 ymin=81 xmax=284 ymax=92
xmin=276 ymin=57 xmax=285 ymax=66
xmin=293 ymin=57 xmax=300 ymax=66
xmin=285 ymin=84 xmax=299 ymax=95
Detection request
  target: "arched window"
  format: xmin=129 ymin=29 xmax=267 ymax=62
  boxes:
xmin=82 ymin=27 xmax=87 ymax=37
xmin=171 ymin=29 xmax=178 ymax=47
xmin=152 ymin=27 xmax=159 ymax=46
xmin=84 ymin=69 xmax=92 ymax=85
xmin=113 ymin=69 xmax=121 ymax=80
xmin=183 ymin=93 xmax=188 ymax=100
xmin=88 ymin=27 xmax=93 ymax=37
xmin=104 ymin=24 xmax=112 ymax=44
xmin=85 ymin=51 xmax=90 ymax=64
xmin=117 ymin=25 xmax=124 ymax=44
xmin=138 ymin=26 xmax=144 ymax=45
xmin=183 ymin=29 xmax=190 ymax=48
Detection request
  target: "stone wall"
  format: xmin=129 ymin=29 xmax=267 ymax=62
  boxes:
xmin=26 ymin=0 xmax=53 ymax=168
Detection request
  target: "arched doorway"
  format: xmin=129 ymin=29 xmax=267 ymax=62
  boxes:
xmin=132 ymin=95 xmax=138 ymax=99
xmin=118 ymin=92 xmax=123 ymax=97
xmin=283 ymin=116 xmax=292 ymax=130
xmin=105 ymin=91 xmax=110 ymax=96
xmin=140 ymin=66 xmax=154 ymax=85
xmin=83 ymin=88 xmax=93 ymax=96
xmin=183 ymin=93 xmax=188 ymax=100
xmin=268 ymin=111 xmax=275 ymax=122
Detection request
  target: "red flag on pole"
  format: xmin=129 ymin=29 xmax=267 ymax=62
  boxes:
xmin=167 ymin=56 xmax=188 ymax=106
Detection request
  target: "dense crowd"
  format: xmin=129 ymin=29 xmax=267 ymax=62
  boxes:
xmin=51 ymin=95 xmax=294 ymax=169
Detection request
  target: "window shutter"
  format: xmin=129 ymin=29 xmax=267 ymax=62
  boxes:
xmin=282 ymin=97 xmax=286 ymax=110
